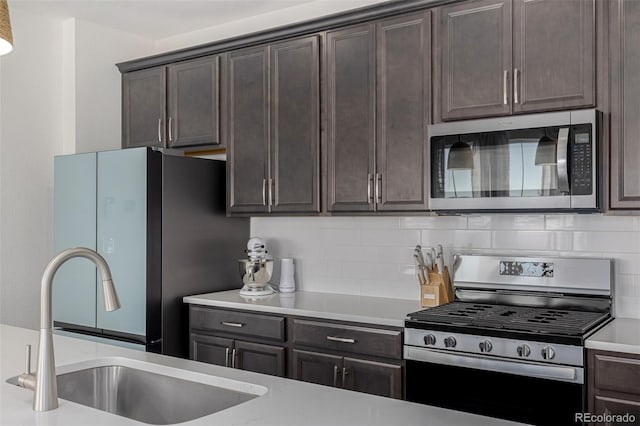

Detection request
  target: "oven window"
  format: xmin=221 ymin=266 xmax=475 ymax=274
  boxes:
xmin=431 ymin=127 xmax=565 ymax=199
xmin=406 ymin=360 xmax=584 ymax=425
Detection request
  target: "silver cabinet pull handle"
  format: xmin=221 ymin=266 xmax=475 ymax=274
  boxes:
xmin=341 ymin=367 xmax=348 ymax=386
xmin=221 ymin=321 xmax=245 ymax=328
xmin=514 ymin=68 xmax=519 ymax=104
xmin=231 ymin=348 xmax=237 ymax=369
xmin=157 ymin=118 xmax=162 ymax=143
xmin=225 ymin=347 xmax=230 ymax=367
xmin=268 ymin=178 xmax=273 ymax=207
xmin=168 ymin=116 xmax=173 ymax=142
xmin=376 ymin=173 xmax=382 ymax=203
xmin=503 ymin=70 xmax=509 ymax=105
xmin=333 ymin=365 xmax=338 ymax=387
xmin=367 ymin=173 xmax=373 ymax=204
xmin=327 ymin=336 xmax=356 ymax=344
xmin=262 ymin=179 xmax=267 ymax=206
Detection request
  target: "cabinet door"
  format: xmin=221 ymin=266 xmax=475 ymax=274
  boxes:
xmin=189 ymin=333 xmax=233 ymax=367
xmin=437 ymin=0 xmax=512 ymax=120
xmin=292 ymin=349 xmax=342 ymax=388
xmin=513 ymin=0 xmax=594 ymax=113
xmin=167 ymin=56 xmax=220 ymax=148
xmin=122 ymin=67 xmax=166 ymax=148
xmin=610 ymin=0 xmax=640 ymax=208
xmin=325 ymin=24 xmax=376 ymax=212
xmin=342 ymin=357 xmax=403 ymax=399
xmin=96 ymin=148 xmax=147 ymax=337
xmin=53 ymin=153 xmax=97 ymax=329
xmin=593 ymin=395 xmax=640 ymax=425
xmin=270 ymin=36 xmax=320 ymax=213
xmin=376 ymin=12 xmax=430 ymax=211
xmin=235 ymin=340 xmax=286 ymax=377
xmin=226 ymin=46 xmax=270 ymax=214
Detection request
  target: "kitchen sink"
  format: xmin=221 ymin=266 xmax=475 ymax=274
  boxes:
xmin=7 ymin=357 xmax=268 ymax=425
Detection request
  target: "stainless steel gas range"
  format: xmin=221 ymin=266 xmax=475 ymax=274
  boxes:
xmin=404 ymin=255 xmax=613 ymax=426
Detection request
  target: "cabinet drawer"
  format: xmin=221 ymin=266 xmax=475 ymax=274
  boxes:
xmin=190 ymin=306 xmax=285 ymax=342
xmin=593 ymin=352 xmax=640 ymax=396
xmin=292 ymin=319 xmax=402 ymax=359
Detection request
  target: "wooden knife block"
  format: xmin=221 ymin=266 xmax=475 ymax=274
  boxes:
xmin=420 ymin=266 xmax=454 ymax=308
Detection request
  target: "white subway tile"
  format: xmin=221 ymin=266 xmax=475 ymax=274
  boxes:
xmin=615 ymin=275 xmax=640 ymax=296
xmin=610 ymin=253 xmax=640 ymax=275
xmin=466 ymin=215 xmax=492 ymax=229
xmin=574 ymin=232 xmax=640 ymax=253
xmin=492 ymin=231 xmax=573 ymax=251
xmin=318 ymin=229 xmax=363 ymax=246
xmin=421 ymin=230 xmax=492 ymax=249
xmin=468 ymin=215 xmax=545 ymax=230
xmin=399 ymin=216 xmax=467 ymax=230
xmin=363 ymin=279 xmax=420 ymax=300
xmin=301 ymin=277 xmax=362 ymax=295
xmin=360 ymin=229 xmax=421 ymax=247
xmin=614 ymin=296 xmax=640 ymax=319
xmin=546 ymin=214 xmax=637 ymax=231
xmin=356 ymin=217 xmax=401 ymax=229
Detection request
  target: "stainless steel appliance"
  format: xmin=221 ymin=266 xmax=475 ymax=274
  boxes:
xmin=428 ymin=109 xmax=601 ymax=212
xmin=53 ymin=148 xmax=249 ymax=357
xmin=238 ymin=237 xmax=275 ymax=296
xmin=404 ymin=254 xmax=613 ymax=425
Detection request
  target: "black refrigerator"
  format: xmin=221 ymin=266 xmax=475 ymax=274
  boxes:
xmin=52 ymin=147 xmax=248 ymax=358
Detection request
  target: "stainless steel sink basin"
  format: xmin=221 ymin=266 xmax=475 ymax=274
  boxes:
xmin=8 ymin=357 xmax=267 ymax=425
xmin=55 ymin=365 xmax=259 ymax=425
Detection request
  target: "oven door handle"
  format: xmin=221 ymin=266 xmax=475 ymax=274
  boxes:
xmin=404 ymin=346 xmax=583 ymax=384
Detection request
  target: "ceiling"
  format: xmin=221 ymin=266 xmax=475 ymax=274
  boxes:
xmin=10 ymin=0 xmax=322 ymax=39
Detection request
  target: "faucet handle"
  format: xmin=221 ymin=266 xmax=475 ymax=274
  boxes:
xmin=24 ymin=344 xmax=31 ymax=375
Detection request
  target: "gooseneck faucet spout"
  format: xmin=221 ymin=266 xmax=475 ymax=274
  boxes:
xmin=19 ymin=247 xmax=120 ymax=411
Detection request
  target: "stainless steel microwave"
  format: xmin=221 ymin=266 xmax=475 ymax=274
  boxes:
xmin=428 ymin=109 xmax=601 ymax=212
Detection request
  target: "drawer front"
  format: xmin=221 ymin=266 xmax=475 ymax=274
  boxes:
xmin=292 ymin=319 xmax=402 ymax=359
xmin=593 ymin=352 xmax=640 ymax=396
xmin=190 ymin=306 xmax=285 ymax=341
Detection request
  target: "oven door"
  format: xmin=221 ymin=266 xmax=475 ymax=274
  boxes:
xmin=405 ymin=346 xmax=585 ymax=425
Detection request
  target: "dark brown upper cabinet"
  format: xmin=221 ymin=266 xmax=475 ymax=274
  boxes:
xmin=435 ymin=0 xmax=512 ymax=121
xmin=326 ymin=11 xmax=431 ymax=213
xmin=122 ymin=55 xmax=220 ymax=149
xmin=435 ymin=0 xmax=594 ymax=121
xmin=167 ymin=56 xmax=220 ymax=148
xmin=122 ymin=67 xmax=166 ymax=148
xmin=610 ymin=0 xmax=640 ymax=209
xmin=226 ymin=36 xmax=320 ymax=215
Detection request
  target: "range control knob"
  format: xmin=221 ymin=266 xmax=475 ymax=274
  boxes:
xmin=423 ymin=334 xmax=437 ymax=346
xmin=541 ymin=346 xmax=556 ymax=360
xmin=444 ymin=336 xmax=457 ymax=348
xmin=478 ymin=340 xmax=493 ymax=353
xmin=516 ymin=344 xmax=531 ymax=358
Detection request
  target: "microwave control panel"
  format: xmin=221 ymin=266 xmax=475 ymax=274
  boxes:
xmin=571 ymin=131 xmax=592 ymax=196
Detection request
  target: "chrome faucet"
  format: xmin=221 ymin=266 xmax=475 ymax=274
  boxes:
xmin=18 ymin=247 xmax=121 ymax=411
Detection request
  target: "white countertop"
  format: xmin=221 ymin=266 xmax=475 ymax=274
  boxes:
xmin=183 ymin=290 xmax=421 ymax=327
xmin=585 ymin=318 xmax=640 ymax=355
xmin=0 ymin=324 xmax=522 ymax=426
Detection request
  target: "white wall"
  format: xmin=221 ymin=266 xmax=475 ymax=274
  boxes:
xmin=252 ymin=215 xmax=640 ymax=319
xmin=0 ymin=12 xmax=154 ymax=329
xmin=0 ymin=11 xmax=66 ymax=329
xmin=155 ymin=0 xmax=390 ymax=52
xmin=72 ymin=19 xmax=154 ymax=153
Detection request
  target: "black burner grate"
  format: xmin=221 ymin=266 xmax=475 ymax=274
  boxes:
xmin=407 ymin=302 xmax=609 ymax=336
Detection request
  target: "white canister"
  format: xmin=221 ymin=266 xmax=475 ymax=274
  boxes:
xmin=279 ymin=258 xmax=296 ymax=292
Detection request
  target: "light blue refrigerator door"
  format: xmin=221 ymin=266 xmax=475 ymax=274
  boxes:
xmin=53 ymin=153 xmax=98 ymax=328
xmin=96 ymin=148 xmax=147 ymax=337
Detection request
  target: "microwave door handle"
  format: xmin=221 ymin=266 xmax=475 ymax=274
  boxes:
xmin=556 ymin=127 xmax=570 ymax=194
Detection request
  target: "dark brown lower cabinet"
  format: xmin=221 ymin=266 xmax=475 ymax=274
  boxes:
xmin=342 ymin=357 xmax=402 ymax=399
xmin=190 ymin=332 xmax=286 ymax=377
xmin=291 ymin=349 xmax=402 ymax=399
xmin=588 ymin=349 xmax=640 ymax=425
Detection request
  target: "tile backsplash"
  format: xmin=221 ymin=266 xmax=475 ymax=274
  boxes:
xmin=251 ymin=214 xmax=640 ymax=319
